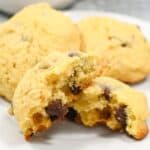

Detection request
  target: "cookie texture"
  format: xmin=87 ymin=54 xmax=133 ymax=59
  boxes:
xmin=0 ymin=3 xmax=80 ymax=101
xmin=69 ymin=76 xmax=149 ymax=140
xmin=78 ymin=17 xmax=150 ymax=83
xmin=13 ymin=51 xmax=103 ymax=140
xmin=13 ymin=51 xmax=149 ymax=140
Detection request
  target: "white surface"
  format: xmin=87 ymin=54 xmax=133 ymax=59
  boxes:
xmin=0 ymin=0 xmax=75 ymax=13
xmin=0 ymin=11 xmax=150 ymax=150
xmin=0 ymin=16 xmax=7 ymax=22
xmin=72 ymin=0 xmax=150 ymax=21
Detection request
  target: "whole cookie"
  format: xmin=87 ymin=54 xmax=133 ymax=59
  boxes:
xmin=69 ymin=76 xmax=149 ymax=140
xmin=0 ymin=3 xmax=80 ymax=101
xmin=13 ymin=51 xmax=103 ymax=140
xmin=78 ymin=17 xmax=150 ymax=83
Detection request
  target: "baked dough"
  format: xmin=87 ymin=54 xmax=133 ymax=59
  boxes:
xmin=0 ymin=3 xmax=80 ymax=101
xmin=78 ymin=17 xmax=150 ymax=83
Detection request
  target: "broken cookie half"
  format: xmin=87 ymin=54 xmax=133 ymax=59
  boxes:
xmin=13 ymin=51 xmax=148 ymax=140
xmin=69 ymin=77 xmax=149 ymax=140
xmin=13 ymin=51 xmax=104 ymax=140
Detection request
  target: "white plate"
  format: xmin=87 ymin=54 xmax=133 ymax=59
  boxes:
xmin=0 ymin=11 xmax=150 ymax=150
xmin=0 ymin=0 xmax=75 ymax=13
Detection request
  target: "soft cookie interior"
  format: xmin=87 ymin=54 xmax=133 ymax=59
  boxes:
xmin=13 ymin=52 xmax=148 ymax=140
xmin=67 ymin=77 xmax=149 ymax=140
xmin=13 ymin=52 xmax=102 ymax=139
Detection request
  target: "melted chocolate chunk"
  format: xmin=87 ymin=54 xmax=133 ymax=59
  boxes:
xmin=101 ymin=107 xmax=111 ymax=119
xmin=102 ymin=87 xmax=111 ymax=101
xmin=68 ymin=52 xmax=80 ymax=57
xmin=66 ymin=107 xmax=77 ymax=121
xmin=45 ymin=100 xmax=68 ymax=121
xmin=115 ymin=105 xmax=127 ymax=128
xmin=69 ymin=83 xmax=82 ymax=95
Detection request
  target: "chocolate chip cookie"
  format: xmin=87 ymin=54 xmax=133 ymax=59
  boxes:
xmin=0 ymin=3 xmax=80 ymax=101
xmin=78 ymin=17 xmax=150 ymax=83
xmin=69 ymin=76 xmax=149 ymax=140
xmin=13 ymin=51 xmax=103 ymax=140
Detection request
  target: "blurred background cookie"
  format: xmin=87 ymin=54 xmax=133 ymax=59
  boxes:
xmin=78 ymin=17 xmax=150 ymax=83
xmin=0 ymin=3 xmax=80 ymax=101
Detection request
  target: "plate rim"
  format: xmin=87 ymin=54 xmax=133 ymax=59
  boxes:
xmin=64 ymin=10 xmax=150 ymax=27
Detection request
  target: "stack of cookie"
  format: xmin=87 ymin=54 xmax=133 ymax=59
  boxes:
xmin=0 ymin=3 xmax=149 ymax=141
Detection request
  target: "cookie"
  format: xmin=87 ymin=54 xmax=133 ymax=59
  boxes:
xmin=13 ymin=51 xmax=103 ymax=140
xmin=78 ymin=17 xmax=150 ymax=83
xmin=69 ymin=76 xmax=149 ymax=140
xmin=0 ymin=3 xmax=80 ymax=101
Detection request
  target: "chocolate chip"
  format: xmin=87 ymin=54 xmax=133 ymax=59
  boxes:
xmin=45 ymin=100 xmax=68 ymax=121
xmin=121 ymin=43 xmax=128 ymax=47
xmin=101 ymin=107 xmax=111 ymax=119
xmin=66 ymin=107 xmax=77 ymax=121
xmin=102 ymin=87 xmax=111 ymax=101
xmin=69 ymin=83 xmax=82 ymax=95
xmin=115 ymin=105 xmax=127 ymax=128
xmin=39 ymin=64 xmax=50 ymax=69
xmin=68 ymin=52 xmax=80 ymax=57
